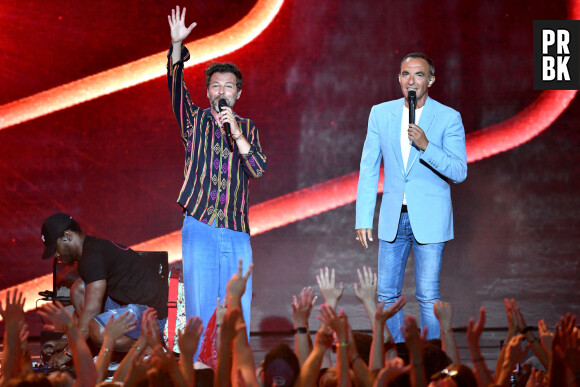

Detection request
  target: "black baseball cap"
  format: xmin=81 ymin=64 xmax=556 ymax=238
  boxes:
xmin=41 ymin=213 xmax=78 ymax=260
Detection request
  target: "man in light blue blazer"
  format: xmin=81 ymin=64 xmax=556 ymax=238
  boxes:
xmin=355 ymin=53 xmax=467 ymax=343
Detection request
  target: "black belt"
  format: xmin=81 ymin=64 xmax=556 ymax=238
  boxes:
xmin=401 ymin=205 xmax=408 ymax=213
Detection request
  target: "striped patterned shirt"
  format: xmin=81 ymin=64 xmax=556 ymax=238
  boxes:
xmin=167 ymin=45 xmax=267 ymax=234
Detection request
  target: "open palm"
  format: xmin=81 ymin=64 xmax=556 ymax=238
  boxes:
xmin=168 ymin=6 xmax=197 ymax=43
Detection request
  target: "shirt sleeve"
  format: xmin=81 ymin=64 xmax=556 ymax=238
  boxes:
xmin=238 ymin=118 xmax=267 ymax=178
xmin=79 ymin=250 xmax=108 ymax=285
xmin=167 ymin=44 xmax=201 ymax=148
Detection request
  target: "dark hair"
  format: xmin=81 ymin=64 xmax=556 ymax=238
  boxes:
xmin=430 ymin=364 xmax=477 ymax=387
xmin=263 ymin=343 xmax=300 ymax=387
xmin=423 ymin=340 xmax=452 ymax=377
xmin=5 ymin=372 xmax=52 ymax=387
xmin=205 ymin=62 xmax=243 ymax=90
xmin=401 ymin=53 xmax=435 ymax=77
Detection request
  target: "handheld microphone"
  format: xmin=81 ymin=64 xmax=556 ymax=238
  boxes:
xmin=217 ymin=99 xmax=233 ymax=151
xmin=408 ymin=90 xmax=416 ymax=125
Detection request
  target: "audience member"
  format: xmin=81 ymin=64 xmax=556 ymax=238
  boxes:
xmin=0 ymin=266 xmax=579 ymax=386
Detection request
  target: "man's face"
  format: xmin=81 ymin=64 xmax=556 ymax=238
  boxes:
xmin=398 ymin=57 xmax=434 ymax=107
xmin=54 ymin=234 xmax=78 ymax=265
xmin=207 ymin=72 xmax=241 ymax=112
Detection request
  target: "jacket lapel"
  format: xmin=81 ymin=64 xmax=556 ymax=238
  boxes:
xmin=389 ymin=99 xmax=406 ymax=176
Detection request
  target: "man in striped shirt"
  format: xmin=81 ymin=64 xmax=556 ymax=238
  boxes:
xmin=167 ymin=6 xmax=266 ymax=361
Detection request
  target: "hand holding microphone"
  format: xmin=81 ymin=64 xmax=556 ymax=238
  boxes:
xmin=407 ymin=90 xmax=428 ymax=151
xmin=218 ymin=99 xmax=234 ymax=151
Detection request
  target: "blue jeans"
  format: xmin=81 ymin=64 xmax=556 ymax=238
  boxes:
xmin=93 ymin=297 xmax=167 ymax=340
xmin=378 ymin=212 xmax=445 ymax=343
xmin=181 ymin=216 xmax=253 ymax=361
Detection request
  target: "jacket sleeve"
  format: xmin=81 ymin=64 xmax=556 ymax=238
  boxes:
xmin=420 ymin=110 xmax=467 ymax=184
xmin=356 ymin=106 xmax=382 ymax=230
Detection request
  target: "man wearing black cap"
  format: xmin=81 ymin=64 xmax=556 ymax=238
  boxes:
xmin=40 ymin=213 xmax=168 ymax=366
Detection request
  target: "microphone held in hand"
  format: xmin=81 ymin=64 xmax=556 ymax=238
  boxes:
xmin=408 ymin=90 xmax=416 ymax=125
xmin=218 ymin=98 xmax=233 ymax=151
xmin=218 ymin=99 xmax=232 ymax=139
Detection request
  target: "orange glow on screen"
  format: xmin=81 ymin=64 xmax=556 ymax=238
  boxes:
xmin=0 ymin=0 xmax=284 ymax=131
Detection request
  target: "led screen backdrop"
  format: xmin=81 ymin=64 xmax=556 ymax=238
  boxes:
xmin=0 ymin=0 xmax=578 ymax=333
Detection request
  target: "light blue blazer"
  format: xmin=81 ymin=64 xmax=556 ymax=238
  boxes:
xmin=355 ymin=97 xmax=467 ymax=244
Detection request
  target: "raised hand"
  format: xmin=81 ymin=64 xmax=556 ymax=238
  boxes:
xmin=318 ymin=304 xmax=349 ymax=342
xmin=226 ymin=259 xmax=253 ymax=303
xmin=375 ymin=358 xmax=410 ymax=386
xmin=38 ymin=301 xmax=73 ymax=330
xmin=553 ymin=314 xmax=579 ymax=372
xmin=313 ymin=324 xmax=334 ymax=352
xmin=434 ymin=301 xmax=453 ymax=332
xmin=167 ymin=6 xmax=197 ymax=44
xmin=525 ymin=368 xmax=545 ymax=387
xmin=140 ymin=307 xmax=157 ymax=339
xmin=0 ymin=289 xmax=26 ymax=326
xmin=105 ymin=312 xmax=137 ymax=342
xmin=466 ymin=307 xmax=486 ymax=348
xmin=375 ymin=297 xmax=407 ymax=325
xmin=291 ymin=287 xmax=317 ymax=328
xmin=216 ymin=297 xmax=227 ymax=327
xmin=177 ymin=316 xmax=203 ymax=357
xmin=315 ymin=267 xmax=343 ymax=309
xmin=403 ymin=315 xmax=426 ymax=354
xmin=353 ymin=266 xmax=377 ymax=305
xmin=537 ymin=319 xmax=553 ymax=356
xmin=510 ymin=299 xmax=527 ymax=332
xmin=504 ymin=334 xmax=530 ymax=367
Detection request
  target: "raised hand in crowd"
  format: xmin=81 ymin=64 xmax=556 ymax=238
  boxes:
xmin=18 ymin=321 xmax=33 ymax=375
xmin=222 ymin=261 xmax=258 ymax=386
xmin=548 ymin=313 xmax=579 ymax=387
xmin=316 ymin=267 xmax=343 ymax=309
xmin=525 ymin=367 xmax=546 ymax=387
xmin=123 ymin=350 xmax=149 ymax=387
xmin=38 ymin=300 xmax=97 ymax=387
xmin=216 ymin=297 xmax=227 ymax=327
xmin=537 ymin=319 xmax=554 ymax=358
xmin=291 ymin=287 xmax=317 ymax=365
xmin=295 ymin=322 xmax=334 ymax=387
xmin=95 ymin=312 xmax=137 ymax=383
xmin=319 ymin=304 xmax=353 ymax=386
xmin=511 ymin=299 xmax=550 ymax=370
xmin=374 ymin=357 xmax=410 ymax=387
xmin=353 ymin=266 xmax=378 ymax=328
xmin=465 ymin=306 xmax=493 ymax=387
xmin=149 ymin=344 xmax=187 ymax=387
xmin=0 ymin=289 xmax=27 ymax=383
xmin=403 ymin=315 xmax=427 ymax=387
xmin=496 ymin=334 xmax=531 ymax=385
xmin=226 ymin=259 xmax=253 ymax=309
xmin=433 ymin=301 xmax=460 ymax=365
xmin=177 ymin=316 xmax=203 ymax=387
xmin=113 ymin=308 xmax=153 ymax=383
xmin=371 ymin=297 xmax=406 ymax=369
